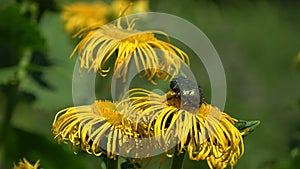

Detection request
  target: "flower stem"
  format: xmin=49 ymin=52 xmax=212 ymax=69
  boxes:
xmin=170 ymin=151 xmax=186 ymax=169
xmin=107 ymin=156 xmax=118 ymax=169
xmin=0 ymin=84 xmax=19 ymax=169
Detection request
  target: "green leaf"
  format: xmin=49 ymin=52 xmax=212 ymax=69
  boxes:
xmin=0 ymin=66 xmax=19 ymax=85
xmin=2 ymin=127 xmax=87 ymax=169
xmin=18 ymin=11 xmax=76 ymax=110
xmin=235 ymin=120 xmax=261 ymax=136
xmin=0 ymin=4 xmax=45 ymax=53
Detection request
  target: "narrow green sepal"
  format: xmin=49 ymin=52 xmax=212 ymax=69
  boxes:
xmin=235 ymin=120 xmax=261 ymax=136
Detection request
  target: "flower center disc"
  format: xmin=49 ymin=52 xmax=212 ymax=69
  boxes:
xmin=94 ymin=101 xmax=123 ymax=126
xmin=103 ymin=26 xmax=156 ymax=42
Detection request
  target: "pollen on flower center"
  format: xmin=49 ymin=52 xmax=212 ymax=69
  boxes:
xmin=103 ymin=27 xmax=156 ymax=42
xmin=198 ymin=103 xmax=211 ymax=115
xmin=125 ymin=33 xmax=156 ymax=43
xmin=94 ymin=101 xmax=123 ymax=126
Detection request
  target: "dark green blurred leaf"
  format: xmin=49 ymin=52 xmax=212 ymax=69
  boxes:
xmin=17 ymin=0 xmax=58 ymax=21
xmin=28 ymin=51 xmax=53 ymax=89
xmin=22 ymin=11 xmax=75 ymax=110
xmin=0 ymin=66 xmax=19 ymax=84
xmin=0 ymin=4 xmax=45 ymax=57
xmin=3 ymin=127 xmax=87 ymax=169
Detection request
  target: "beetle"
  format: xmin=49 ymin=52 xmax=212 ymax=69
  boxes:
xmin=169 ymin=76 xmax=205 ymax=111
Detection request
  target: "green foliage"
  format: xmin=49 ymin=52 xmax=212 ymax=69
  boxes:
xmin=0 ymin=5 xmax=45 ymax=55
xmin=1 ymin=0 xmax=300 ymax=169
xmin=3 ymin=127 xmax=87 ymax=169
xmin=0 ymin=3 xmax=48 ymax=87
xmin=235 ymin=120 xmax=261 ymax=136
xmin=0 ymin=66 xmax=19 ymax=84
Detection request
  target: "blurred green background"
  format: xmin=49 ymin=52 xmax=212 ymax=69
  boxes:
xmin=0 ymin=0 xmax=300 ymax=169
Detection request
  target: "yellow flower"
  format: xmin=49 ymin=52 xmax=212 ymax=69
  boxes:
xmin=61 ymin=2 xmax=109 ymax=34
xmin=60 ymin=0 xmax=149 ymax=35
xmin=110 ymin=0 xmax=149 ymax=18
xmin=52 ymin=100 xmax=149 ymax=159
xmin=14 ymin=158 xmax=40 ymax=169
xmin=71 ymin=18 xmax=189 ymax=83
xmin=189 ymin=104 xmax=244 ymax=169
xmin=125 ymin=88 xmax=245 ymax=169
